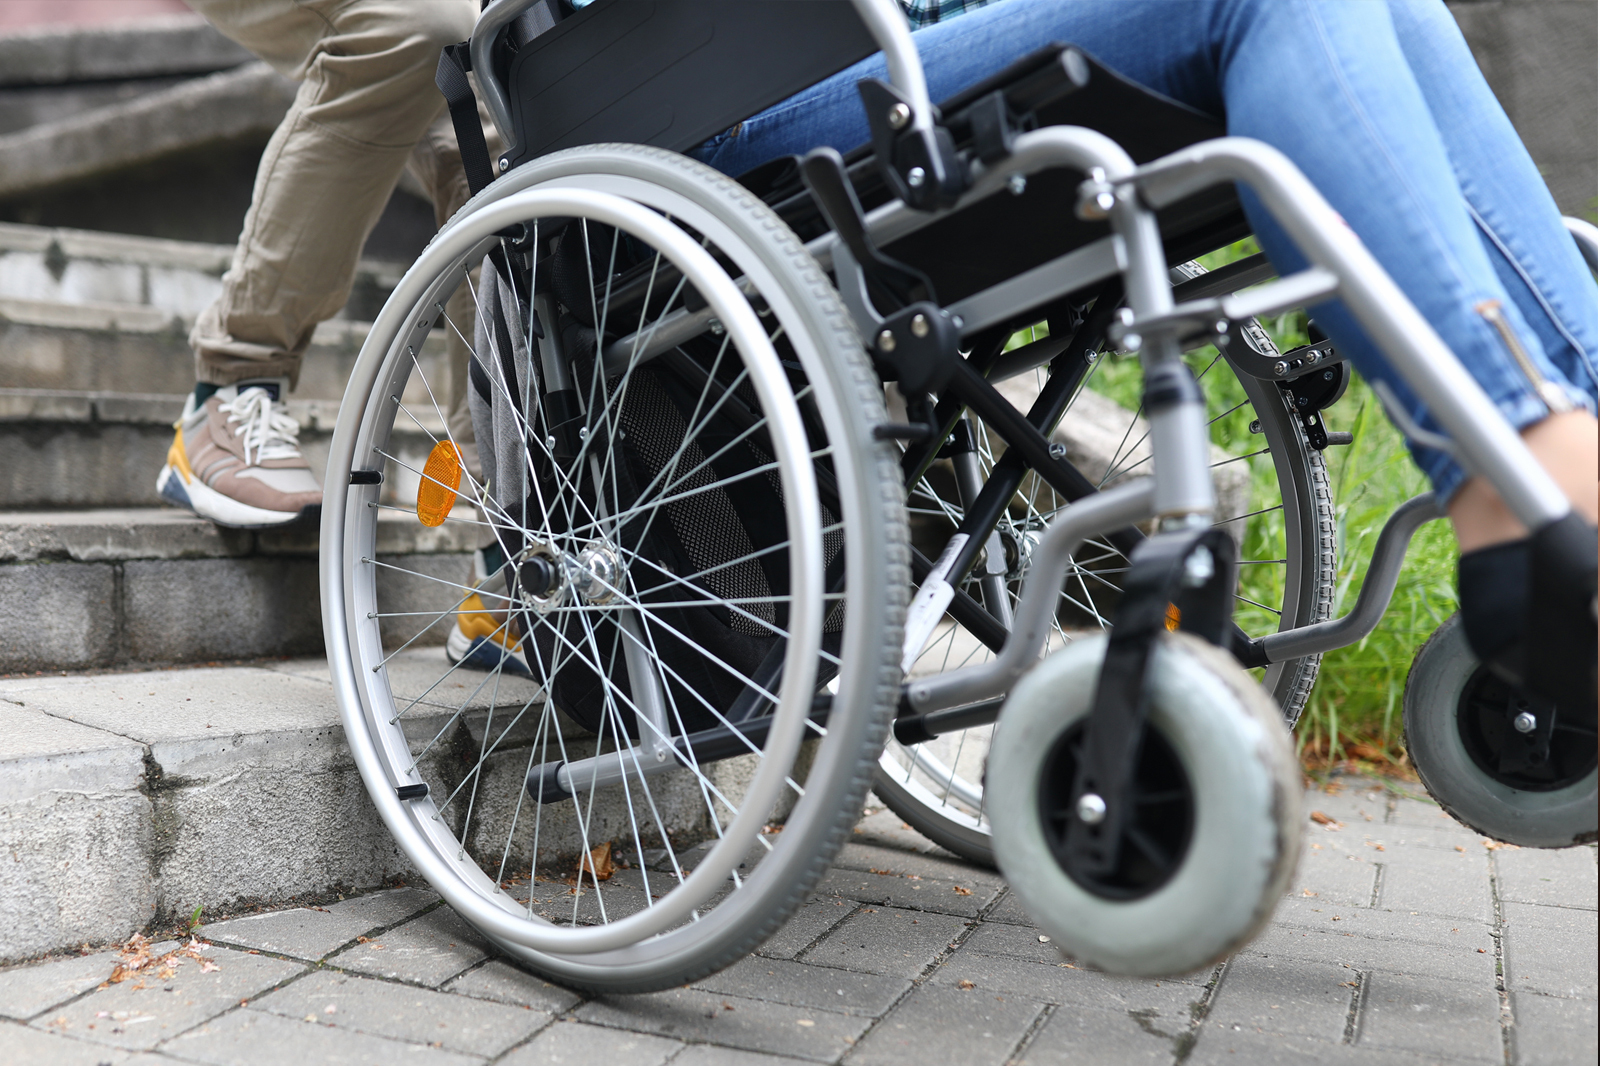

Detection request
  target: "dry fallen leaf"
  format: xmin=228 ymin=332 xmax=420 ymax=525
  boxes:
xmin=956 ymin=980 xmax=976 ymax=990
xmin=1455 ymin=846 xmax=1466 ymax=853
xmin=1301 ymin=889 xmax=1319 ymax=897
xmin=796 ymin=1019 xmax=815 ymax=1027
xmin=952 ymin=886 xmax=972 ymax=896
xmin=1309 ymin=811 xmax=1343 ymax=829
xmin=579 ymin=842 xmax=616 ymax=883
xmin=199 ymin=959 xmax=221 ymax=974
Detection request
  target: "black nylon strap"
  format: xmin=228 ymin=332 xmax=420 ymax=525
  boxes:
xmin=435 ymin=42 xmax=496 ymax=197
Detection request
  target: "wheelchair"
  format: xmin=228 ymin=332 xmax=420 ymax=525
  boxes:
xmin=318 ymin=0 xmax=1597 ymax=991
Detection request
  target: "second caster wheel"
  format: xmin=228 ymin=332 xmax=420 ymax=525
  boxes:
xmin=1403 ymin=614 xmax=1598 ymax=848
xmin=988 ymin=631 xmax=1302 ymax=977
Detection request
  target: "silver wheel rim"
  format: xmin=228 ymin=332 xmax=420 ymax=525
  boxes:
xmin=322 ymin=182 xmax=835 ymax=958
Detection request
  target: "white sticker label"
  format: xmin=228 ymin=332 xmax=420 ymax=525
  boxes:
xmin=901 ymin=534 xmax=968 ymax=674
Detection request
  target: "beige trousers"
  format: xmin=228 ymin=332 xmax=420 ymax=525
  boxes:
xmin=185 ymin=0 xmax=478 ymax=388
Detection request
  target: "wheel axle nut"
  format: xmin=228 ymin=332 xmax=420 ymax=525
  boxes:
xmin=1513 ymin=710 xmax=1537 ymax=734
xmin=1076 ymin=792 xmax=1107 ymax=825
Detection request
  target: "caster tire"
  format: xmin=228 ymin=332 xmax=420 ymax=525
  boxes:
xmin=988 ymin=631 xmax=1301 ymax=976
xmin=1403 ymin=614 xmax=1598 ymax=848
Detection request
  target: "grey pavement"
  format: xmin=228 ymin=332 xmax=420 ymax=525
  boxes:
xmin=0 ymin=785 xmax=1593 ymax=1066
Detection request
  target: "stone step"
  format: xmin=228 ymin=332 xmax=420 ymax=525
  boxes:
xmin=1 ymin=386 xmax=453 ymax=509
xmin=1 ymin=217 xmax=412 ymax=355
xmin=0 ymin=653 xmax=544 ymax=962
xmin=0 ymin=507 xmax=479 ymax=674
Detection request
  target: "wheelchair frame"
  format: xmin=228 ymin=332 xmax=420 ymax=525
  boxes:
xmin=316 ymin=0 xmax=1592 ymax=977
xmin=464 ymin=0 xmax=1572 ymax=733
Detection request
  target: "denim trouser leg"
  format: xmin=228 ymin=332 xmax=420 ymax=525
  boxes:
xmin=693 ymin=0 xmax=1598 ymax=503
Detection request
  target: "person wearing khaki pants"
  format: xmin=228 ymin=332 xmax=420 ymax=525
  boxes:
xmin=157 ymin=0 xmax=483 ymax=528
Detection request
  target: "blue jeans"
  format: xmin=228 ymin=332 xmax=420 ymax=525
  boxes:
xmin=691 ymin=0 xmax=1598 ymax=503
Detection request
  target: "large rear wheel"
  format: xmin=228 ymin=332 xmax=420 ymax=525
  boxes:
xmin=321 ymin=145 xmax=907 ymax=991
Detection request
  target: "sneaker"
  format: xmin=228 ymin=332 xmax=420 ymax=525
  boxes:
xmin=446 ymin=547 xmax=532 ymax=677
xmin=156 ymin=380 xmax=321 ymax=528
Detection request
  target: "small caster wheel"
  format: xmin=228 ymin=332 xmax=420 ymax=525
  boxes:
xmin=1403 ymin=614 xmax=1597 ymax=847
xmin=988 ymin=631 xmax=1301 ymax=977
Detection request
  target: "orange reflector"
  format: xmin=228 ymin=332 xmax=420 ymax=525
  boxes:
xmin=416 ymin=440 xmax=463 ymax=527
xmin=1164 ymin=602 xmax=1181 ymax=632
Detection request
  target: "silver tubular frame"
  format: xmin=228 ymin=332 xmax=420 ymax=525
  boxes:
xmin=901 ymin=478 xmax=1157 ymax=715
xmin=1258 ymin=494 xmax=1444 ymax=663
xmin=459 ymin=3 xmax=1571 ymax=727
xmin=1133 ymin=138 xmax=1572 ymax=531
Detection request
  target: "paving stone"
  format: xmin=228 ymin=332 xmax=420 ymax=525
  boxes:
xmin=1259 ymin=897 xmax=1497 ymax=982
xmin=441 ymin=959 xmax=582 ymax=1013
xmin=957 ymin=921 xmax=1063 ymax=966
xmin=851 ymin=800 xmax=947 ymax=855
xmin=1014 ymin=1001 xmax=1185 ymax=1065
xmin=1290 ymin=838 xmax=1381 ymax=907
xmin=1510 ymin=990 xmax=1598 ymax=1066
xmin=0 ymin=950 xmax=119 ymax=1020
xmin=498 ymin=1019 xmax=677 ymax=1065
xmin=1388 ymin=795 xmax=1479 ymax=834
xmin=161 ymin=1006 xmax=479 ymax=1066
xmin=326 ymin=907 xmax=489 ymax=988
xmin=577 ymin=988 xmax=867 ymax=1061
xmin=1494 ymin=846 xmax=1598 ymax=909
xmin=755 ymin=897 xmax=857 ymax=960
xmin=811 ymin=866 xmax=997 ymax=917
xmin=1359 ymin=971 xmax=1502 ymax=1062
xmin=845 ymin=983 xmax=1041 ymax=1066
xmin=1186 ymin=1026 xmax=1459 ymax=1065
xmin=672 ymin=1044 xmax=817 ymax=1066
xmin=693 ymin=956 xmax=908 ymax=1016
xmin=1501 ymin=901 xmax=1598 ymax=999
xmin=1375 ymin=840 xmax=1494 ymax=922
xmin=199 ymin=889 xmax=438 ymax=960
xmin=252 ymin=969 xmax=545 ymax=1057
xmin=37 ymin=943 xmax=302 ymax=1051
xmin=929 ymin=948 xmax=1201 ymax=1022
xmin=829 ymin=842 xmax=1003 ymax=893
xmin=798 ymin=906 xmax=968 ymax=978
xmin=1302 ymin=784 xmax=1393 ymax=826
xmin=0 ymin=1020 xmax=136 ymax=1065
xmin=976 ymin=888 xmax=1037 ymax=927
xmin=1205 ymin=953 xmax=1353 ymax=1042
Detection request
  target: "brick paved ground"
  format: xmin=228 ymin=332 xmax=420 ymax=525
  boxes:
xmin=1 ymin=782 xmax=1593 ymax=1065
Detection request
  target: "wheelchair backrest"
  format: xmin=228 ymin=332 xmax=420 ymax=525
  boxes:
xmin=498 ymin=0 xmax=878 ymax=171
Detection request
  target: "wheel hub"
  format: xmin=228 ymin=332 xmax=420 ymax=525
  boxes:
xmin=516 ymin=541 xmax=626 ymax=615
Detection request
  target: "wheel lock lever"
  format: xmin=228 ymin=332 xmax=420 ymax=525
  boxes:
xmin=1064 ymin=527 xmax=1238 ymax=881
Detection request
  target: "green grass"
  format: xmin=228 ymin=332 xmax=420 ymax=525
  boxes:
xmin=1008 ymin=238 xmax=1459 ymax=759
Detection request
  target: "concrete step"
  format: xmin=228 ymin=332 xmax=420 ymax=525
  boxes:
xmin=0 ymin=653 xmax=544 ymax=963
xmin=0 ymin=221 xmax=427 ymax=394
xmin=1 ymin=387 xmax=452 ymax=509
xmin=0 ymin=507 xmax=479 ymax=674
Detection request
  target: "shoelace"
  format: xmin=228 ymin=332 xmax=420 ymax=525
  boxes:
xmin=220 ymin=387 xmax=303 ymax=465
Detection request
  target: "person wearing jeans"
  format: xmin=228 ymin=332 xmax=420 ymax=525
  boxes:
xmin=158 ymin=0 xmax=482 ymax=528
xmin=692 ymin=0 xmax=1598 ymax=697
